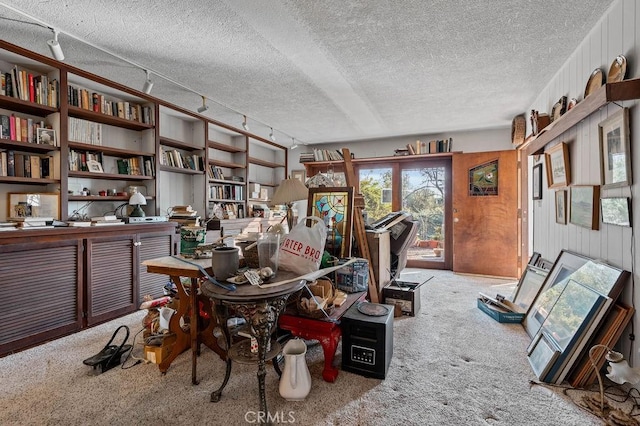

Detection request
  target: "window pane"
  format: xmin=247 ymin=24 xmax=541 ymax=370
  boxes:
xmin=359 ymin=167 xmax=393 ymax=223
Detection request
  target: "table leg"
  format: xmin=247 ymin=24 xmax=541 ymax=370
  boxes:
xmin=190 ymin=277 xmax=199 ymax=385
xmin=319 ymin=327 xmax=342 ymax=383
xmin=211 ymin=303 xmax=232 ymax=403
xmin=159 ymin=275 xmax=191 ymax=374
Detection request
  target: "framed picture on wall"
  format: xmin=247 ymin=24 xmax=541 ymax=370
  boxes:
xmin=291 ymin=169 xmax=306 ymax=184
xmin=601 ymin=197 xmax=631 ymax=227
xmin=532 ymin=163 xmax=543 ymax=200
xmin=307 ymin=187 xmax=354 ymax=258
xmin=555 ymin=190 xmax=567 ymax=225
xmin=569 ymin=185 xmax=600 ymax=230
xmin=599 ymin=108 xmax=631 ymax=188
xmin=545 ymin=142 xmax=571 ymax=188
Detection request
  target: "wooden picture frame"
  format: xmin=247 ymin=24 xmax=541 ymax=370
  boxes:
xmin=555 ymin=190 xmax=567 ymax=224
xmin=545 ymin=142 xmax=570 ymax=188
xmin=36 ymin=127 xmax=57 ymax=146
xmin=291 ymin=169 xmax=306 ymax=184
xmin=532 ymin=163 xmax=543 ymax=200
xmin=307 ymin=187 xmax=354 ymax=258
xmin=86 ymin=159 xmax=104 ymax=173
xmin=601 ymin=197 xmax=631 ymax=227
xmin=8 ymin=192 xmax=60 ymax=219
xmin=523 ymin=249 xmax=591 ymax=338
xmin=599 ymin=108 xmax=631 ymax=188
xmin=570 ymin=185 xmax=600 ymax=230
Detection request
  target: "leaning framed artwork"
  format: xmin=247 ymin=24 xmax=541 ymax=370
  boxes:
xmin=8 ymin=192 xmax=60 ymax=219
xmin=307 ymin=187 xmax=354 ymax=258
xmin=532 ymin=163 xmax=543 ymax=200
xmin=569 ymin=185 xmax=600 ymax=230
xmin=545 ymin=142 xmax=571 ymax=188
xmin=599 ymin=108 xmax=631 ymax=188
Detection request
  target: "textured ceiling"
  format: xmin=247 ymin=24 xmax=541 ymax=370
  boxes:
xmin=0 ymin=0 xmax=615 ymax=146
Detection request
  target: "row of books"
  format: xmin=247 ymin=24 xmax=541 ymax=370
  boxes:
xmin=0 ymin=114 xmax=55 ymax=145
xmin=207 ymin=165 xmax=227 ymax=180
xmin=169 ymin=206 xmax=200 ymax=227
xmin=211 ymin=202 xmax=245 ymax=219
xmin=0 ymin=150 xmax=53 ymax=178
xmin=68 ymin=150 xmax=155 ymax=177
xmin=1 ymin=66 xmax=60 ymax=108
xmin=68 ymin=117 xmax=103 ymax=146
xmin=410 ymin=138 xmax=453 ymax=155
xmin=117 ymin=157 xmax=155 ymax=177
xmin=209 ymin=183 xmax=244 ymax=201
xmin=160 ymin=149 xmax=204 ymax=171
xmin=299 ymin=148 xmax=345 ymax=163
xmin=67 ymin=84 xmax=154 ymax=125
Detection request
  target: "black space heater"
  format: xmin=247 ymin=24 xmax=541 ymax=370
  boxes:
xmin=340 ymin=301 xmax=394 ymax=379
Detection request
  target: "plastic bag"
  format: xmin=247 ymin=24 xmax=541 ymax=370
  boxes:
xmin=278 ymin=216 xmax=327 ymax=275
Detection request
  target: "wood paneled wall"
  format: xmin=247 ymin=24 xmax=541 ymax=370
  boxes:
xmin=528 ymin=0 xmax=639 ymax=362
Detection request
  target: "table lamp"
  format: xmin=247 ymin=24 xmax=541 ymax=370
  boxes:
xmin=271 ymin=178 xmax=309 ymax=231
xmin=129 ymin=190 xmax=147 ymax=217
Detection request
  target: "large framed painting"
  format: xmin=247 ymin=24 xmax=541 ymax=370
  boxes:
xmin=545 ymin=142 xmax=571 ymax=188
xmin=569 ymin=185 xmax=600 ymax=230
xmin=599 ymin=108 xmax=631 ymax=189
xmin=307 ymin=187 xmax=354 ymax=258
xmin=468 ymin=159 xmax=498 ymax=196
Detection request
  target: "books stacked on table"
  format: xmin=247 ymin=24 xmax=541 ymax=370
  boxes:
xmin=169 ymin=205 xmax=200 ymax=227
xmin=10 ymin=217 xmax=54 ymax=229
xmin=0 ymin=221 xmax=18 ymax=231
xmin=91 ymin=215 xmax=124 ymax=226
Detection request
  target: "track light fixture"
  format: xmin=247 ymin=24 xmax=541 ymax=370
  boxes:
xmin=142 ymin=70 xmax=153 ymax=94
xmin=242 ymin=115 xmax=249 ymax=131
xmin=269 ymin=128 xmax=276 ymax=142
xmin=47 ymin=28 xmax=64 ymax=61
xmin=290 ymin=138 xmax=299 ymax=150
xmin=197 ymin=96 xmax=209 ymax=113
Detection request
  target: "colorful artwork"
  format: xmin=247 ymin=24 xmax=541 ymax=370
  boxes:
xmin=307 ymin=187 xmax=354 ymax=258
xmin=469 ymin=159 xmax=499 ymax=196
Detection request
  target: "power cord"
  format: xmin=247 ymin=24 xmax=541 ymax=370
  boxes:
xmin=120 ymin=326 xmax=149 ymax=369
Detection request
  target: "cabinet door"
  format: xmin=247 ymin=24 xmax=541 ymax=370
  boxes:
xmin=85 ymin=234 xmax=136 ymax=325
xmin=137 ymin=231 xmax=175 ymax=304
xmin=0 ymin=239 xmax=81 ymax=356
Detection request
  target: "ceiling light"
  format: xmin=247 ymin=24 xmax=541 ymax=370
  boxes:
xmin=197 ymin=96 xmax=209 ymax=113
xmin=142 ymin=70 xmax=153 ymax=94
xmin=269 ymin=128 xmax=276 ymax=142
xmin=290 ymin=138 xmax=299 ymax=150
xmin=242 ymin=115 xmax=249 ymax=131
xmin=47 ymin=28 xmax=64 ymax=61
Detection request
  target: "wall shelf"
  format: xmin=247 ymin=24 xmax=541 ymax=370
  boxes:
xmin=68 ymin=105 xmax=154 ymax=131
xmin=525 ymin=78 xmax=640 ymax=155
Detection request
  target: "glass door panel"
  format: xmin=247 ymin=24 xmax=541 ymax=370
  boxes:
xmin=401 ymin=167 xmax=446 ymax=264
xmin=359 ymin=167 xmax=393 ymax=223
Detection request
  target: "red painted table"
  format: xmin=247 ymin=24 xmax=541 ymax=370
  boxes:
xmin=278 ymin=291 xmax=367 ymax=382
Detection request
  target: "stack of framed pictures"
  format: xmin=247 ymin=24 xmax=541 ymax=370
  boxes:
xmin=525 ymin=253 xmax=630 ymax=384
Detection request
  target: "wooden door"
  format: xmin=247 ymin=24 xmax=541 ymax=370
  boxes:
xmin=452 ymin=150 xmax=518 ymax=277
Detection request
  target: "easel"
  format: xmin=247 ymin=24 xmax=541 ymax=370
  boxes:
xmin=342 ymin=148 xmax=380 ymax=303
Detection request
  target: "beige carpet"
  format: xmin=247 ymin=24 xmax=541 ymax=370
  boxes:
xmin=0 ymin=269 xmax=606 ymax=425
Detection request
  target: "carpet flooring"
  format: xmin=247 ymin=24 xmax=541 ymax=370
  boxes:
xmin=0 ymin=269 xmax=608 ymax=425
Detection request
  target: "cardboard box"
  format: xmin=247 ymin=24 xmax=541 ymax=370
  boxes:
xmin=476 ymin=298 xmax=525 ymax=323
xmin=144 ymin=334 xmax=176 ymax=364
xmin=383 ymin=280 xmax=423 ymax=316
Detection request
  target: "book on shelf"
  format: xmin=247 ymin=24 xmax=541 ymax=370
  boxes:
xmin=67 ymin=221 xmax=92 ymax=227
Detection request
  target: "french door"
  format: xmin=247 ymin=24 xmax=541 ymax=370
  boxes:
xmin=358 ymin=157 xmax=452 ymax=270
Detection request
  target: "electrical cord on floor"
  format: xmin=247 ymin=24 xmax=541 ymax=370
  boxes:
xmin=121 ymin=326 xmax=150 ymax=369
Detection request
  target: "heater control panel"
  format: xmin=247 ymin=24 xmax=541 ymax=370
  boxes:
xmin=350 ymin=344 xmax=375 ymax=365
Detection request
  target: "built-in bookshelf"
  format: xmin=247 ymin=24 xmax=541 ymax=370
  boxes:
xmin=0 ymin=40 xmax=288 ymax=223
xmin=247 ymin=136 xmax=286 ymax=211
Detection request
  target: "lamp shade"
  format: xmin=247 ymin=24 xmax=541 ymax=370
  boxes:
xmin=606 ymin=350 xmax=640 ymax=384
xmin=129 ymin=191 xmax=147 ymax=206
xmin=270 ymin=178 xmax=309 ymax=206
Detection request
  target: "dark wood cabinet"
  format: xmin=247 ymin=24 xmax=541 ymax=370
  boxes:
xmin=0 ymin=222 xmax=176 ymax=356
